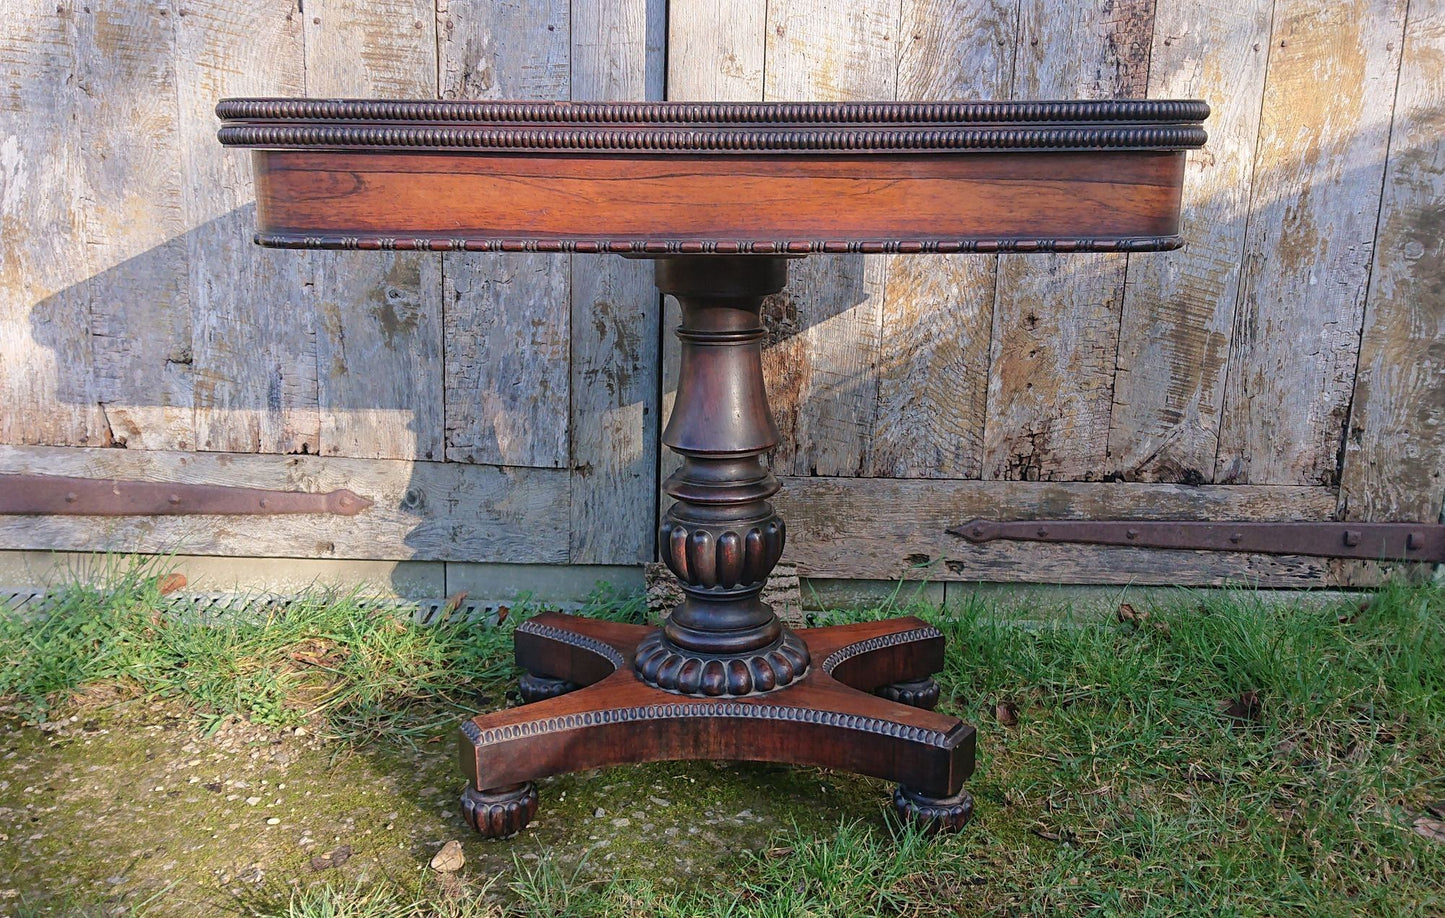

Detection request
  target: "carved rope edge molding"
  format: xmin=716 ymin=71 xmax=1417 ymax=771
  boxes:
xmin=217 ymin=98 xmax=1210 ymax=125
xmin=515 ymin=618 xmax=627 ymax=669
xmin=819 ymin=627 xmax=944 ymax=674
xmin=459 ymin=700 xmax=958 ymax=749
xmin=253 ymin=233 xmax=1186 ymax=254
xmin=217 ymin=124 xmax=1206 ymax=153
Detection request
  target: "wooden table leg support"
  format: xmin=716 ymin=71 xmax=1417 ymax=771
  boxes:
xmin=456 ymin=256 xmax=977 ymax=837
xmin=459 ymin=613 xmax=976 ymax=837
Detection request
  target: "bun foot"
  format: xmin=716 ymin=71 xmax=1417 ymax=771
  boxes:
xmin=519 ymin=672 xmax=579 ymax=703
xmin=876 ymin=677 xmax=941 ymax=710
xmin=892 ymin=785 xmax=973 ymax=834
xmin=461 ymin=783 xmax=538 ymax=838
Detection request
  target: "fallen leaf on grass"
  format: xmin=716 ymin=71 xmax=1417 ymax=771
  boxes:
xmin=496 ymin=604 xmax=510 ymax=625
xmin=430 ymin=839 xmax=465 ymax=872
xmin=1221 ymin=691 xmax=1262 ymax=723
xmin=1031 ymin=826 xmax=1077 ymax=844
xmin=442 ymin=591 xmax=469 ymax=619
xmin=158 ymin=573 xmax=187 ymax=595
xmin=1412 ymin=817 xmax=1445 ymax=845
xmin=310 ymin=845 xmax=352 ymax=871
xmin=1117 ymin=603 xmax=1143 ymax=624
xmin=1338 ymin=598 xmax=1372 ymax=625
xmin=995 ymin=701 xmax=1019 ymax=727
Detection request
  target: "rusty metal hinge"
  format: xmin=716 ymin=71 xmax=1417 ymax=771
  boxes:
xmin=947 ymin=518 xmax=1445 ymax=563
xmin=0 ymin=474 xmax=372 ymax=517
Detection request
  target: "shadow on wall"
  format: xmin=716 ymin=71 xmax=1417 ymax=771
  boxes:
xmin=14 ymin=201 xmax=869 ymax=587
xmin=12 ymin=89 xmax=1425 ymax=590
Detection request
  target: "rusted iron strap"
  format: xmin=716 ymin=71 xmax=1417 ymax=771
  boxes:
xmin=947 ymin=518 xmax=1445 ymax=563
xmin=0 ymin=474 xmax=372 ymax=516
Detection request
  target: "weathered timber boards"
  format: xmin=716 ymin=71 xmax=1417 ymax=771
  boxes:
xmin=305 ymin=0 xmax=443 ymax=462
xmin=774 ymin=476 xmax=1348 ymax=587
xmin=567 ymin=0 xmax=664 ymax=564
xmin=982 ymin=0 xmax=1155 ymax=482
xmin=1339 ymin=3 xmax=1445 ymax=522
xmin=73 ymin=1 xmax=193 ymax=453
xmin=1105 ymin=0 xmax=1273 ymax=482
xmin=760 ymin=0 xmax=896 ymax=478
xmin=0 ymin=4 xmax=106 ymax=447
xmin=2 ymin=3 xmax=191 ymax=451
xmin=869 ymin=0 xmax=1017 ymax=480
xmin=177 ymin=0 xmax=316 ymax=456
xmin=0 ymin=446 xmax=567 ymax=564
xmin=439 ymin=0 xmax=572 ymax=470
xmin=247 ymin=151 xmax=1189 ymax=247
xmin=1214 ymin=0 xmax=1407 ymax=486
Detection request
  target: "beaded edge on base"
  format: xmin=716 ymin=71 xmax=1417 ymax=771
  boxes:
xmin=460 ymin=700 xmax=958 ymax=749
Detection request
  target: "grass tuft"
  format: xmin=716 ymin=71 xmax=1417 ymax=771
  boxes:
xmin=0 ymin=561 xmax=643 ymax=744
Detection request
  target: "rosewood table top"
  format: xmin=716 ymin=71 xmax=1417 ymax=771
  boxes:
xmin=217 ymin=98 xmax=1207 ymax=256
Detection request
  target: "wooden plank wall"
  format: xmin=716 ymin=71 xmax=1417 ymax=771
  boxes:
xmin=2 ymin=0 xmax=662 ymax=576
xmin=2 ymin=0 xmax=1441 ymax=589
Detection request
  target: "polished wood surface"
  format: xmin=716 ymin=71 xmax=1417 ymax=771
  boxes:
xmin=249 ymin=150 xmax=1187 ymax=252
xmin=460 ymin=611 xmax=974 ymax=806
xmin=219 ymin=98 xmax=1207 ymax=254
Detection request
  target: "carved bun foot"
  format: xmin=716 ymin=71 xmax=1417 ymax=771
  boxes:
xmin=461 ymin=783 xmax=538 ymax=838
xmin=519 ymin=672 xmax=580 ymax=704
xmin=892 ymin=785 xmax=974 ymax=834
xmin=876 ymin=677 xmax=941 ymax=710
xmin=634 ymin=628 xmax=810 ymax=696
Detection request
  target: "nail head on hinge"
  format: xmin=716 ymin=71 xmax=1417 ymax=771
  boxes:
xmin=1229 ymin=533 xmax=1241 ymax=543
xmin=1407 ymin=532 xmax=1421 ymax=550
xmin=1037 ymin=527 xmax=1048 ymax=537
xmin=1126 ymin=529 xmax=1138 ymax=540
xmin=1343 ymin=530 xmax=1361 ymax=547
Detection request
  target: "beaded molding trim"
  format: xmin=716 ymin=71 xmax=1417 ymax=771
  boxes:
xmin=255 ymin=233 xmax=1185 ymax=255
xmin=217 ymin=99 xmax=1207 ymax=154
xmin=218 ymin=98 xmax=1209 ymax=125
xmin=460 ymin=698 xmax=960 ymax=749
xmin=515 ymin=618 xmax=626 ymax=669
xmin=821 ymin=627 xmax=943 ymax=674
xmin=218 ymin=123 xmax=1205 ymax=154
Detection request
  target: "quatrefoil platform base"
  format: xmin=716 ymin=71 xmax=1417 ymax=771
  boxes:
xmin=457 ymin=611 xmax=976 ymax=837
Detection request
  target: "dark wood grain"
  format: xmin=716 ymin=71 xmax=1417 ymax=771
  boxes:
xmin=459 ymin=612 xmax=975 ymax=835
xmin=248 ymin=149 xmax=1187 ymax=251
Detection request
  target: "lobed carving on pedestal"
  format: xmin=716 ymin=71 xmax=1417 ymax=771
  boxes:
xmin=519 ymin=672 xmax=580 ymax=704
xmin=659 ymin=514 xmax=785 ymax=592
xmin=892 ymin=785 xmax=974 ymax=834
xmin=877 ymin=678 xmax=942 ymax=711
xmin=634 ymin=628 xmax=811 ymax=696
xmin=461 ymin=783 xmax=538 ymax=838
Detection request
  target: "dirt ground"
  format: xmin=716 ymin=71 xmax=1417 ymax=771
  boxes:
xmin=0 ymin=702 xmax=886 ymax=915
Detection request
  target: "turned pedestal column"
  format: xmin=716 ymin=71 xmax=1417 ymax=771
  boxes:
xmin=636 ymin=256 xmax=809 ymax=695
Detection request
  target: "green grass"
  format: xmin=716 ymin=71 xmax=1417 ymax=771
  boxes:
xmin=0 ymin=557 xmax=645 ymax=744
xmin=2 ymin=568 xmax=1442 ymax=916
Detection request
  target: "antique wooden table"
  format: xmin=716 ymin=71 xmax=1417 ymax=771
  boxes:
xmin=218 ymin=98 xmax=1208 ymax=837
